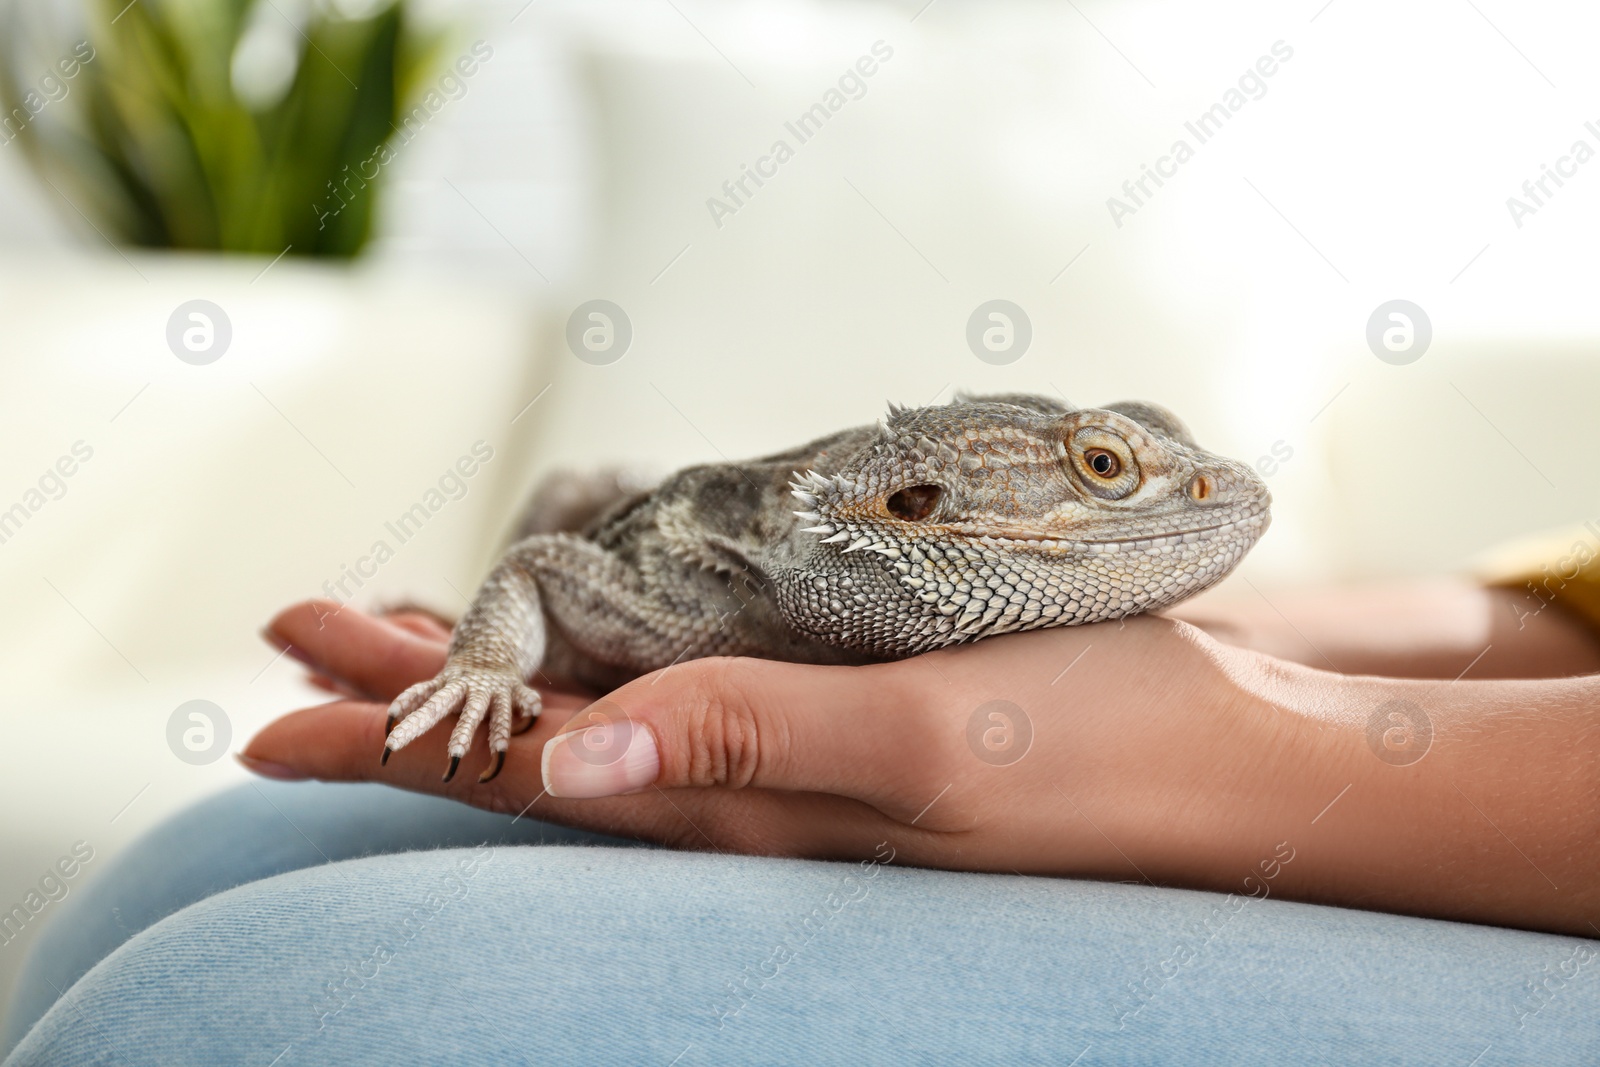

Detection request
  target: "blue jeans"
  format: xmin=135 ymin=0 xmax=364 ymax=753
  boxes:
xmin=3 ymin=782 xmax=1596 ymax=1065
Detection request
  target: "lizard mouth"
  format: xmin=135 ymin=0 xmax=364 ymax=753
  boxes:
xmin=946 ymin=506 xmax=1270 ymax=551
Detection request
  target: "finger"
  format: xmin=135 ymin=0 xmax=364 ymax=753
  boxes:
xmin=241 ymin=700 xmax=917 ymax=860
xmin=265 ymin=600 xmax=447 ymax=701
xmin=307 ymin=672 xmax=347 ymax=696
xmin=380 ymin=608 xmax=456 ymax=643
xmin=243 ymin=696 xmax=582 ymax=790
xmin=539 ymin=657 xmax=944 ymax=816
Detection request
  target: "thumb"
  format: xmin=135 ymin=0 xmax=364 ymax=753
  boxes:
xmin=539 ymin=657 xmax=943 ymax=815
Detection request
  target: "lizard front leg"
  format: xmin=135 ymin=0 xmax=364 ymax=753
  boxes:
xmin=381 ymin=533 xmax=735 ymax=782
xmin=382 ymin=539 xmax=551 ymax=784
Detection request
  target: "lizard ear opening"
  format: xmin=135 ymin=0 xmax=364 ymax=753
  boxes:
xmin=886 ymin=484 xmax=942 ymax=522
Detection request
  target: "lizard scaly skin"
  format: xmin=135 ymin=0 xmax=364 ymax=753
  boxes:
xmin=383 ymin=393 xmax=1272 ymax=782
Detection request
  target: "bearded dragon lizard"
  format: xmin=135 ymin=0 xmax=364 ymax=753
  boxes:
xmin=382 ymin=393 xmax=1271 ymax=782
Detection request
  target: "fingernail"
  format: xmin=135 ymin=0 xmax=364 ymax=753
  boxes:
xmin=234 ymin=752 xmax=310 ymax=781
xmin=542 ymin=719 xmax=658 ymax=798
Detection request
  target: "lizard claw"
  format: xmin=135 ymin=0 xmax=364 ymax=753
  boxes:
xmin=380 ymin=712 xmax=399 ymax=764
xmin=382 ymin=666 xmax=542 ymax=783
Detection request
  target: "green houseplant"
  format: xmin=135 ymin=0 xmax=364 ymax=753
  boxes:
xmin=0 ymin=0 xmax=445 ymax=257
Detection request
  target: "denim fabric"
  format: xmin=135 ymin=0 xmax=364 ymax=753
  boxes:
xmin=4 ymin=781 xmax=1597 ymax=1066
xmin=0 ymin=780 xmax=637 ymax=1058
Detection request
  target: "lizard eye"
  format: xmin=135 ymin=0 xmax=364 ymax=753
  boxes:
xmin=1067 ymin=429 xmax=1140 ymax=499
xmin=1085 ymin=449 xmax=1120 ymax=478
xmin=886 ymin=484 xmax=942 ymax=522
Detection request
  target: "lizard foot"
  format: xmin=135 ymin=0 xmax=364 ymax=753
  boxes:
xmin=381 ymin=666 xmax=542 ymax=783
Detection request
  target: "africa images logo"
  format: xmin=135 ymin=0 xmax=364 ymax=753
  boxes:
xmin=1106 ymin=40 xmax=1294 ymax=228
xmin=705 ymin=41 xmax=895 ymax=228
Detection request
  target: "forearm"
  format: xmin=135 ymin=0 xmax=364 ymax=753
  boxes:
xmin=1172 ymin=579 xmax=1600 ymax=680
xmin=1181 ymin=647 xmax=1600 ymax=935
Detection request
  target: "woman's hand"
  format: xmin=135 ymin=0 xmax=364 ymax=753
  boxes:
xmin=1172 ymin=578 xmax=1600 ymax=679
xmin=245 ymin=599 xmax=1600 ymax=936
xmin=248 ymin=601 xmax=1285 ymax=872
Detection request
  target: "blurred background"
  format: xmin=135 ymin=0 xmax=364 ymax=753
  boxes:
xmin=2 ymin=0 xmax=1598 ymax=1020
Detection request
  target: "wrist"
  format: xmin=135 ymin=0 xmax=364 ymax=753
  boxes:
xmin=1131 ymin=637 xmax=1360 ymax=898
xmin=1197 ymin=647 xmax=1600 ymax=933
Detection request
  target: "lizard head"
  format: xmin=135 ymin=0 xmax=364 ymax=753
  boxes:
xmin=788 ymin=393 xmax=1270 ymax=632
